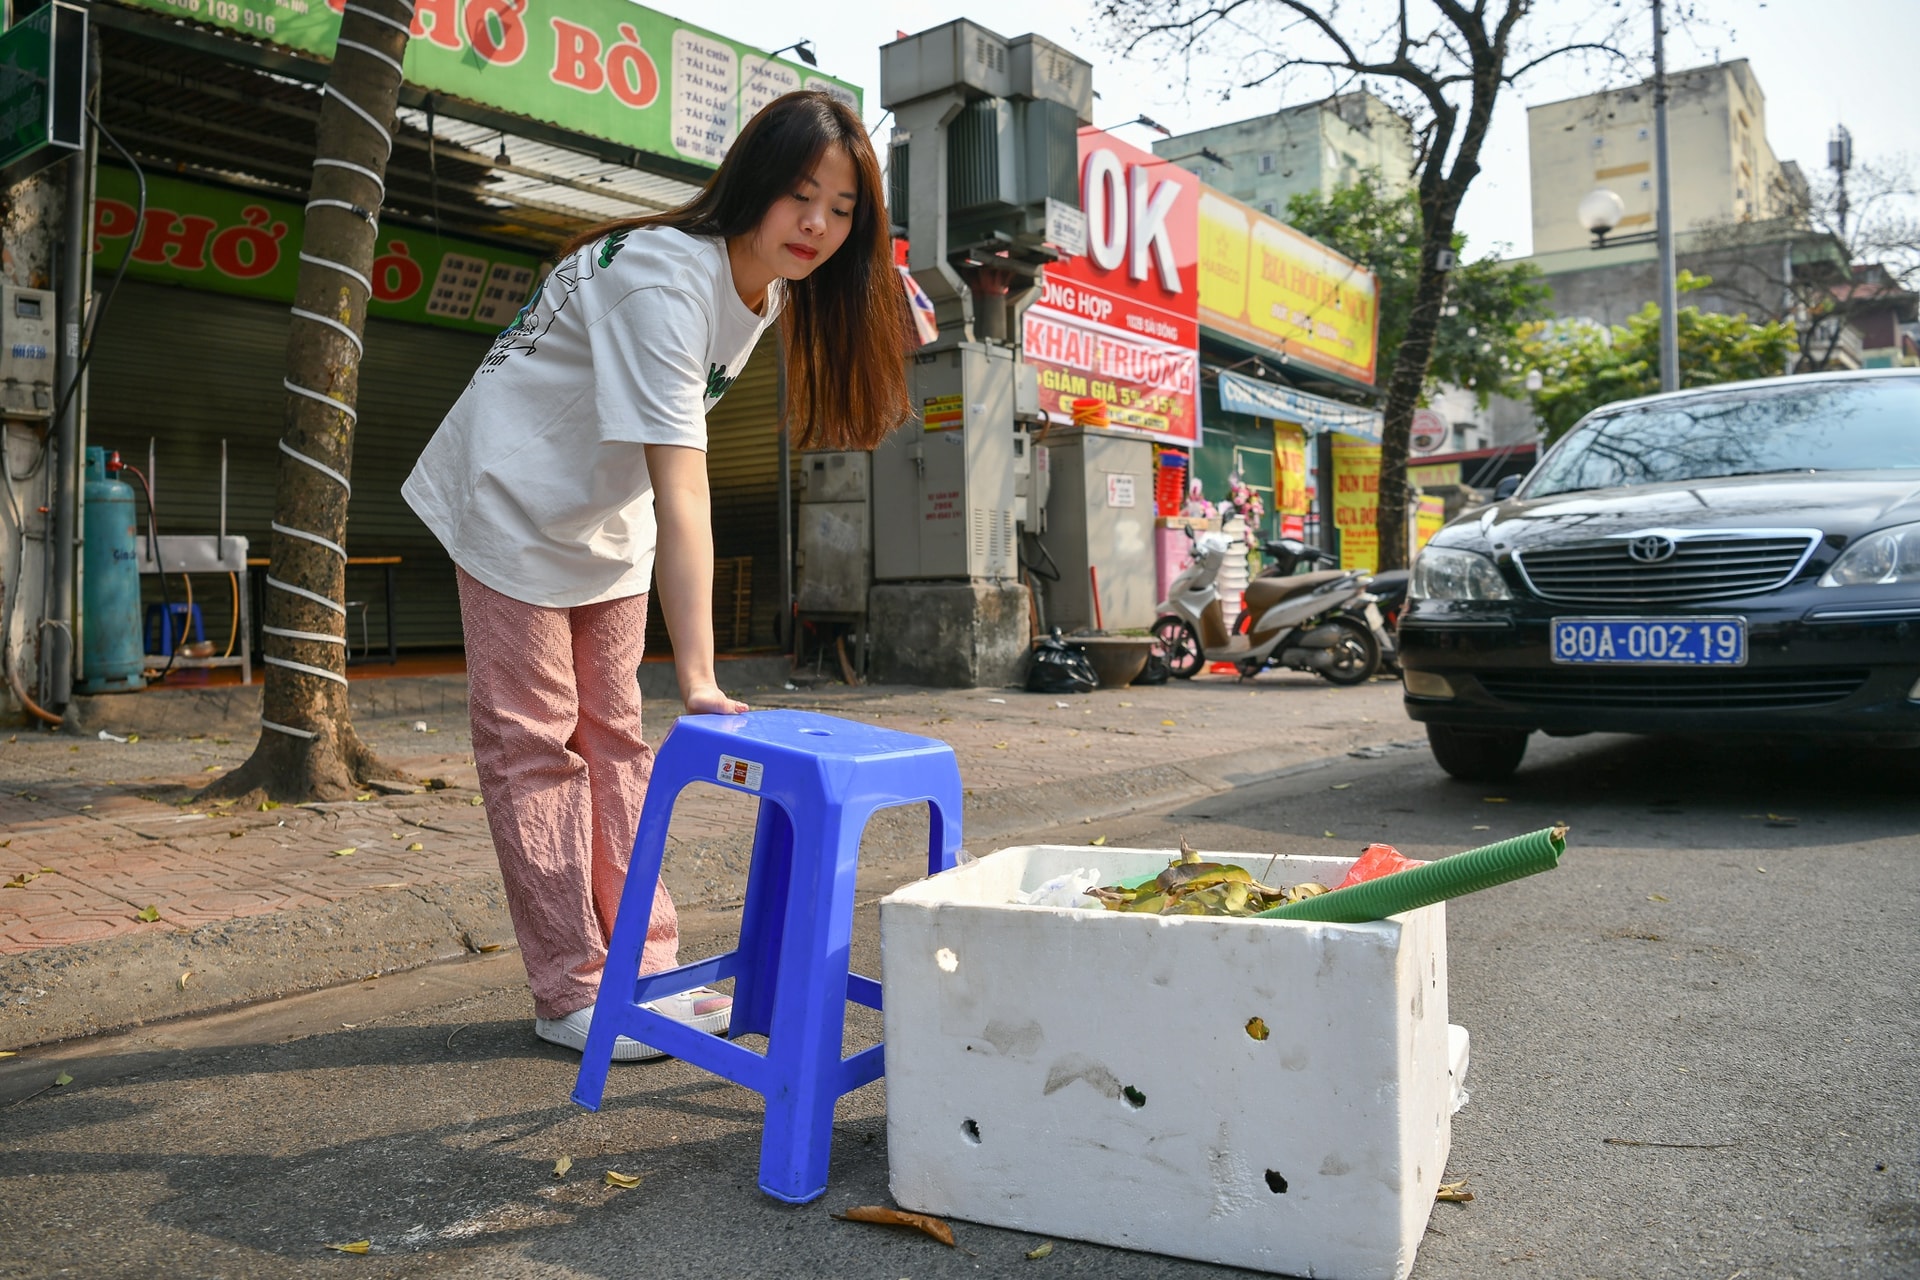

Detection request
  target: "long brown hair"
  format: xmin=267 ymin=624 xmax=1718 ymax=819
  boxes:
xmin=556 ymin=90 xmax=909 ymax=451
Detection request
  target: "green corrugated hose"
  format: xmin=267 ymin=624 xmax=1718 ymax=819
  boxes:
xmin=1254 ymin=824 xmax=1568 ymax=923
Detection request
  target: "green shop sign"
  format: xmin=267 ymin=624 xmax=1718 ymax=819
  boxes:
xmin=109 ymin=0 xmax=860 ymax=169
xmin=0 ymin=0 xmax=87 ymax=177
xmin=92 ymin=166 xmax=543 ymax=334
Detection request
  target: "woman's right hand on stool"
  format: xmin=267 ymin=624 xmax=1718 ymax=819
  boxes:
xmin=683 ymin=682 xmax=748 ymax=716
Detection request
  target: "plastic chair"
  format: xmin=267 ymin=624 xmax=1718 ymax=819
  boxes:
xmin=143 ymin=602 xmax=205 ymax=656
xmin=572 ymin=708 xmax=963 ymax=1204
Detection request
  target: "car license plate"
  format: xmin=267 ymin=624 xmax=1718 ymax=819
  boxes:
xmin=1550 ymin=617 xmax=1747 ymax=666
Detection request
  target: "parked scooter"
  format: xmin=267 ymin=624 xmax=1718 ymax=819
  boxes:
xmin=1243 ymin=538 xmax=1403 ymax=675
xmin=1152 ymin=530 xmax=1380 ymax=684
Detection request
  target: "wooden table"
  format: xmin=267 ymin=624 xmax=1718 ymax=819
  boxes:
xmin=249 ymin=556 xmax=401 ymax=665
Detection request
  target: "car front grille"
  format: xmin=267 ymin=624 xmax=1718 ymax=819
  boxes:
xmin=1514 ymin=533 xmax=1817 ymax=603
xmin=1476 ymin=668 xmax=1869 ymax=711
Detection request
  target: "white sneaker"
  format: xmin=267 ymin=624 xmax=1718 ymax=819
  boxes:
xmin=535 ymin=988 xmax=733 ymax=1063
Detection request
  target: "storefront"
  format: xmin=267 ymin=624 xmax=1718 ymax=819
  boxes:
xmin=75 ymin=0 xmax=861 ymax=661
xmin=1186 ymin=181 xmax=1386 ymax=566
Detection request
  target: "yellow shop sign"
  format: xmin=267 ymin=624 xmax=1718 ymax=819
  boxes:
xmin=1197 ymin=190 xmax=1380 ymax=386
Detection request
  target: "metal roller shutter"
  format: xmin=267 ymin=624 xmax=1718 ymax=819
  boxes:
xmin=84 ymin=279 xmax=487 ymax=653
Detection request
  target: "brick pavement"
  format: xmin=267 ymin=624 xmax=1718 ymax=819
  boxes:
xmin=2 ymin=669 xmax=1415 ymax=1045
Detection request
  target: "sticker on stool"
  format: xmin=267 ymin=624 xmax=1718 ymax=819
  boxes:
xmin=718 ymin=755 xmax=764 ymax=790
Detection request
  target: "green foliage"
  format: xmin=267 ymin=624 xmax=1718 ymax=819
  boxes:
xmin=1283 ymin=176 xmax=1550 ymax=404
xmin=1518 ymin=273 xmax=1800 ymax=442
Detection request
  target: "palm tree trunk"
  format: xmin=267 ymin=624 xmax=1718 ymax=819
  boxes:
xmin=207 ymin=0 xmax=414 ymax=802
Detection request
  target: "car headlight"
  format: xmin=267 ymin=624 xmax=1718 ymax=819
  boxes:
xmin=1410 ymin=547 xmax=1512 ymax=601
xmin=1819 ymin=521 xmax=1920 ymax=586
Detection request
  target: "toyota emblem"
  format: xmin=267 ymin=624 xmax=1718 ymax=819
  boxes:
xmin=1627 ymin=535 xmax=1677 ymax=563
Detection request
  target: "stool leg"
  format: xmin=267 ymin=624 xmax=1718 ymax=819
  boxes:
xmin=925 ymin=766 xmax=966 ymax=876
xmin=730 ymin=799 xmax=795 ymax=1041
xmin=573 ymin=778 xmax=683 ymax=1112
xmin=756 ymin=807 xmax=865 ymax=1203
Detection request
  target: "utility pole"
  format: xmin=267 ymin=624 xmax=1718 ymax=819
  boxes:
xmin=1652 ymin=0 xmax=1679 ymax=393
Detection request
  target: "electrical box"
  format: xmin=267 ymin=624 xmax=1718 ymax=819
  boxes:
xmin=1 ymin=284 xmax=57 ymax=420
xmin=873 ymin=342 xmax=1020 ymax=581
xmin=1041 ymin=425 xmax=1157 ymax=630
xmin=795 ymin=451 xmax=871 ymax=616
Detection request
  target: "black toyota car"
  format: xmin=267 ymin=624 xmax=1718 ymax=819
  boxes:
xmin=1400 ymin=369 xmax=1920 ymax=781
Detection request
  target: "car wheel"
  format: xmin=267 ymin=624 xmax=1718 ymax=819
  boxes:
xmin=1151 ymin=616 xmax=1203 ymax=680
xmin=1315 ymin=616 xmax=1381 ymax=686
xmin=1426 ymin=723 xmax=1530 ymax=782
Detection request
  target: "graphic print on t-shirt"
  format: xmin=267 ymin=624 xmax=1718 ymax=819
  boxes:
xmin=706 ymin=363 xmax=737 ymax=401
xmin=473 ymin=248 xmax=603 ymax=379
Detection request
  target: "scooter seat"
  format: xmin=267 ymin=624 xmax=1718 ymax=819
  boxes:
xmin=1242 ymin=569 xmax=1347 ymax=613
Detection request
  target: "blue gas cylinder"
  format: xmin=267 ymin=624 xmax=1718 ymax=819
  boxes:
xmin=80 ymin=447 xmax=146 ymax=694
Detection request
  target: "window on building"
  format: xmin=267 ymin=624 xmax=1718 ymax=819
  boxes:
xmin=1258 ymin=153 xmax=1275 ymax=174
xmin=1260 ymin=201 xmax=1277 ymax=217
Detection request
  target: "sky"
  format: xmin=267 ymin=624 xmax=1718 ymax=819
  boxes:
xmin=694 ymin=0 xmax=1917 ymax=261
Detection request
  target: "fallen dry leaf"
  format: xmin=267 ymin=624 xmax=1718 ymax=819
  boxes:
xmin=1329 ymin=782 xmax=1352 ymax=790
xmin=836 ymin=1205 xmax=956 ymax=1247
xmin=323 ymin=1240 xmax=370 ymax=1254
xmin=1323 ymin=830 xmax=1336 ymax=839
xmin=4 ymin=872 xmax=39 ymax=889
xmin=1436 ymin=1178 xmax=1474 ymax=1203
xmin=1648 ymin=893 xmax=1669 ymax=903
xmin=178 ymin=972 xmax=192 ymax=991
xmin=407 ymin=842 xmax=424 ymax=852
xmin=259 ymin=800 xmax=281 ymax=811
xmin=1161 ymin=719 xmax=1176 ymax=726
xmin=136 ymin=905 xmax=160 ymax=923
xmin=1026 ymin=1240 xmax=1054 ymax=1259
xmin=1089 ymin=835 xmax=1108 ymax=846
xmin=330 ymin=848 xmax=358 ymax=858
xmin=470 ymin=796 xmax=484 ymax=806
xmin=0 ymin=1051 xmax=15 ymax=1058
xmin=53 ymin=1071 xmax=72 ymax=1086
xmin=1472 ymin=824 xmax=1491 ymax=831
xmin=604 ymin=1170 xmax=643 ymax=1189
xmin=553 ymin=1155 xmax=572 ymax=1179
xmin=356 ymin=793 xmax=374 ymax=802
xmin=1245 ymin=1016 xmax=1270 ymax=1041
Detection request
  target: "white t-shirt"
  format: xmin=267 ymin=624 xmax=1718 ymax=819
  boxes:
xmin=402 ymin=227 xmax=780 ymax=608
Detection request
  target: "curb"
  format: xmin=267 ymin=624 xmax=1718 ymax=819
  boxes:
xmin=2 ymin=732 xmax=1426 ymax=1051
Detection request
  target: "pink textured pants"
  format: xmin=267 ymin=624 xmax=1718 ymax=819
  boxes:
xmin=457 ymin=567 xmax=678 ymax=1019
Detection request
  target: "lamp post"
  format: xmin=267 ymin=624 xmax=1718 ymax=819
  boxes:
xmin=1651 ymin=0 xmax=1679 ymax=392
xmin=1578 ymin=2 xmax=1679 ymax=393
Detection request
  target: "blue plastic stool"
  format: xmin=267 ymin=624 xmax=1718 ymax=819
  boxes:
xmin=143 ymin=602 xmax=205 ymax=656
xmin=572 ymin=709 xmax=963 ymax=1203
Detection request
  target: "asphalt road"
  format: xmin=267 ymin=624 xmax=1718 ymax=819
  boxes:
xmin=3 ymin=729 xmax=1916 ymax=1279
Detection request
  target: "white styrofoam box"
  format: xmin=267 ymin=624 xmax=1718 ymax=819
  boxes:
xmin=880 ymin=844 xmax=1462 ymax=1280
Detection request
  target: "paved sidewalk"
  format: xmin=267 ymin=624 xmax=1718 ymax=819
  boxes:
xmin=2 ymin=667 xmax=1415 ymax=1049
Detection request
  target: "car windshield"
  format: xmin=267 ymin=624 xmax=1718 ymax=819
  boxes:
xmin=1525 ymin=378 xmax=1920 ymax=497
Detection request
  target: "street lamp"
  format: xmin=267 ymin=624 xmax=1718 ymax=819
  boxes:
xmin=1106 ymin=114 xmax=1173 ymax=137
xmin=1156 ymin=146 xmax=1233 ymax=171
xmin=1580 ymin=3 xmax=1678 ymax=392
xmin=763 ymin=40 xmax=818 ymax=67
xmin=1577 ymin=187 xmax=1632 ymax=247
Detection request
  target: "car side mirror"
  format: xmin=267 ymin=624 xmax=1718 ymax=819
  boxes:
xmin=1493 ymin=474 xmax=1522 ymax=501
